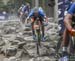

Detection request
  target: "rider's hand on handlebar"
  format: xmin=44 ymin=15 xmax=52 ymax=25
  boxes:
xmin=69 ymin=29 xmax=75 ymax=36
xmin=44 ymin=16 xmax=48 ymax=23
xmin=26 ymin=17 xmax=29 ymax=20
xmin=26 ymin=17 xmax=29 ymax=21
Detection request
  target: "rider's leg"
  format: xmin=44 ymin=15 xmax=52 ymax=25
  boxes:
xmin=41 ymin=22 xmax=44 ymax=38
xmin=22 ymin=14 xmax=25 ymax=24
xmin=62 ymin=28 xmax=70 ymax=55
xmin=31 ymin=18 xmax=36 ymax=39
xmin=40 ymin=17 xmax=45 ymax=41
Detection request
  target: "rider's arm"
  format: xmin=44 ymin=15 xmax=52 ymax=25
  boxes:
xmin=27 ymin=9 xmax=34 ymax=18
xmin=44 ymin=16 xmax=48 ymax=23
xmin=39 ymin=8 xmax=48 ymax=22
xmin=21 ymin=6 xmax=26 ymax=12
xmin=64 ymin=14 xmax=72 ymax=31
xmin=64 ymin=3 xmax=75 ymax=32
xmin=19 ymin=6 xmax=26 ymax=17
xmin=19 ymin=12 xmax=23 ymax=18
xmin=42 ymin=13 xmax=48 ymax=23
xmin=64 ymin=14 xmax=75 ymax=36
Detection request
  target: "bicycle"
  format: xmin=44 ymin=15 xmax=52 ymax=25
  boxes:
xmin=68 ymin=21 xmax=75 ymax=61
xmin=33 ymin=17 xmax=45 ymax=55
xmin=20 ymin=11 xmax=28 ymax=24
xmin=55 ymin=21 xmax=75 ymax=61
xmin=26 ymin=17 xmax=48 ymax=56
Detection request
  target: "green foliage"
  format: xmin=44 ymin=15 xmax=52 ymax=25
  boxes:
xmin=0 ymin=0 xmax=50 ymax=13
xmin=0 ymin=0 xmax=4 ymax=8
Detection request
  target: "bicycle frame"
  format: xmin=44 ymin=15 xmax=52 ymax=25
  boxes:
xmin=33 ymin=18 xmax=42 ymax=55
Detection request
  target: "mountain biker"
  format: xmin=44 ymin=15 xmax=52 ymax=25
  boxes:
xmin=18 ymin=4 xmax=25 ymax=17
xmin=19 ymin=3 xmax=30 ymax=24
xmin=62 ymin=2 xmax=75 ymax=56
xmin=26 ymin=7 xmax=48 ymax=41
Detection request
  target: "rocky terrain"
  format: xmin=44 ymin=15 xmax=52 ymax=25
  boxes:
xmin=0 ymin=16 xmax=60 ymax=61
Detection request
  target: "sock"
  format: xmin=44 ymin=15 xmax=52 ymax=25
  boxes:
xmin=62 ymin=47 xmax=67 ymax=52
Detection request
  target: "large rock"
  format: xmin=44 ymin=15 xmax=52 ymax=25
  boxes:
xmin=8 ymin=57 xmax=17 ymax=61
xmin=6 ymin=46 xmax=17 ymax=56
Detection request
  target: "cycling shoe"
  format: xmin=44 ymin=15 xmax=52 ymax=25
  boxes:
xmin=59 ymin=56 xmax=69 ymax=61
xmin=41 ymin=37 xmax=46 ymax=41
xmin=33 ymin=35 xmax=36 ymax=40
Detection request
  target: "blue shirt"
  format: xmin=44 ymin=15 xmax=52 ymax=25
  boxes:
xmin=66 ymin=2 xmax=72 ymax=11
xmin=68 ymin=3 xmax=75 ymax=15
xmin=21 ymin=6 xmax=30 ymax=13
xmin=28 ymin=7 xmax=46 ymax=17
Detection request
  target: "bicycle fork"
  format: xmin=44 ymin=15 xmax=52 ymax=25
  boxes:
xmin=36 ymin=29 xmax=41 ymax=55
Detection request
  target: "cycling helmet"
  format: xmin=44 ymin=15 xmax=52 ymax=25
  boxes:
xmin=33 ymin=7 xmax=39 ymax=16
xmin=21 ymin=4 xmax=25 ymax=7
xmin=26 ymin=3 xmax=30 ymax=7
xmin=33 ymin=7 xmax=39 ymax=13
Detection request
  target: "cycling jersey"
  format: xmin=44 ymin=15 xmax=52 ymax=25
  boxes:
xmin=21 ymin=5 xmax=30 ymax=14
xmin=64 ymin=2 xmax=72 ymax=16
xmin=68 ymin=3 xmax=75 ymax=15
xmin=28 ymin=7 xmax=46 ymax=17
